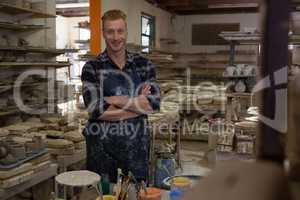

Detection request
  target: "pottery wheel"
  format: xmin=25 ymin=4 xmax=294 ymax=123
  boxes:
xmin=55 ymin=170 xmax=101 ymax=187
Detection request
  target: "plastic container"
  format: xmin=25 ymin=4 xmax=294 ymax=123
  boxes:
xmin=100 ymin=174 xmax=110 ymax=195
xmin=169 ymin=188 xmax=184 ymax=200
xmin=139 ymin=187 xmax=162 ymax=200
xmin=171 ymin=177 xmax=191 ymax=191
xmin=170 ymin=177 xmax=191 ymax=200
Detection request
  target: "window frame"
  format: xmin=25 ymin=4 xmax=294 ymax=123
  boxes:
xmin=141 ymin=12 xmax=155 ymax=53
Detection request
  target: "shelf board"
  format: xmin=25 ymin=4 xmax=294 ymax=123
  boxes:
xmin=223 ymin=75 xmax=256 ymax=78
xmin=226 ymin=92 xmax=253 ymax=98
xmin=0 ymin=82 xmax=47 ymax=92
xmin=74 ymin=39 xmax=90 ymax=44
xmin=0 ymin=62 xmax=70 ymax=68
xmin=0 ymin=22 xmax=49 ymax=31
xmin=219 ymin=31 xmax=300 ymax=45
xmin=0 ymin=46 xmax=78 ymax=55
xmin=0 ymin=3 xmax=56 ymax=18
xmin=74 ymin=25 xmax=90 ymax=30
xmin=0 ymin=104 xmax=50 ymax=117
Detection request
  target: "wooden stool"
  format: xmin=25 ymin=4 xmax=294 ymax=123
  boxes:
xmin=55 ymin=170 xmax=101 ymax=200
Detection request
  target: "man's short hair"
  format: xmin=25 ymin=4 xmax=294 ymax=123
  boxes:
xmin=102 ymin=9 xmax=127 ymax=25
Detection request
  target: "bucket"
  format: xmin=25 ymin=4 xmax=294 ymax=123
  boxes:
xmin=171 ymin=177 xmax=191 ymax=194
xmin=139 ymin=187 xmax=162 ymax=200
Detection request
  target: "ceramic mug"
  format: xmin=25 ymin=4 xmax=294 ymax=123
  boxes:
xmin=243 ymin=65 xmax=255 ymax=76
xmin=10 ymin=144 xmax=26 ymax=160
xmin=236 ymin=64 xmax=245 ymax=76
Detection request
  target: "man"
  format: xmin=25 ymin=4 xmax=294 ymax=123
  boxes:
xmin=81 ymin=9 xmax=160 ymax=183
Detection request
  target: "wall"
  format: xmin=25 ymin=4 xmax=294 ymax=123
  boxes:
xmin=173 ymin=13 xmax=261 ymax=53
xmin=101 ymin=0 xmax=173 ymax=51
xmin=56 ymin=16 xmax=89 ymax=49
xmin=56 ymin=16 xmax=69 ymax=49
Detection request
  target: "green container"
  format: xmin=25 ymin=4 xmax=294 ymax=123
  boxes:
xmin=99 ymin=175 xmax=110 ymax=195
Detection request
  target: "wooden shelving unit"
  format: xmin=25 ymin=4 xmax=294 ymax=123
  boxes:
xmin=0 ymin=0 xmax=72 ymax=119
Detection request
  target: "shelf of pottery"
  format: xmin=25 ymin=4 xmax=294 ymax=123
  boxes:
xmin=0 ymin=113 xmax=88 ymax=198
xmin=0 ymin=0 xmax=76 ymax=122
xmin=0 ymin=0 xmax=79 ymax=197
xmin=218 ymin=31 xmax=259 ymax=122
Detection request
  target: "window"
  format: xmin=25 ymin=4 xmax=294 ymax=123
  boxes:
xmin=141 ymin=13 xmax=155 ymax=53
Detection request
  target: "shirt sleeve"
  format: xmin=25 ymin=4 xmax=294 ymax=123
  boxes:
xmin=81 ymin=61 xmax=110 ymax=121
xmin=145 ymin=60 xmax=160 ymax=111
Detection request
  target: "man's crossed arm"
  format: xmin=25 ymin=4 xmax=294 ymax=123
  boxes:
xmin=98 ymin=85 xmax=153 ymax=121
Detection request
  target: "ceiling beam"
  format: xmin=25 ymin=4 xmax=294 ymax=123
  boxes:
xmin=144 ymin=0 xmax=261 ymax=15
xmin=174 ymin=7 xmax=259 ymax=15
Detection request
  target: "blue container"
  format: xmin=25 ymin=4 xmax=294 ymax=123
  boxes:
xmin=154 ymin=158 xmax=176 ymax=188
xmin=169 ymin=189 xmax=184 ymax=200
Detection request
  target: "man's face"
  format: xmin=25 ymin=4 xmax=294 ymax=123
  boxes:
xmin=103 ymin=18 xmax=127 ymax=53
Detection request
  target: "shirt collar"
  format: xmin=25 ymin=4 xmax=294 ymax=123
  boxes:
xmin=98 ymin=49 xmax=134 ymax=65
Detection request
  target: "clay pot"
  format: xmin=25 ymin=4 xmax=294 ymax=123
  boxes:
xmin=25 ymin=141 xmax=39 ymax=153
xmin=10 ymin=144 xmax=26 ymax=160
xmin=33 ymin=136 xmax=45 ymax=151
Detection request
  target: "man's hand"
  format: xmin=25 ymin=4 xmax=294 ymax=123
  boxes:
xmin=141 ymin=84 xmax=151 ymax=95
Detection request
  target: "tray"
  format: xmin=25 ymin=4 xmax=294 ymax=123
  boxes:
xmin=0 ymin=149 xmax=48 ymax=170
